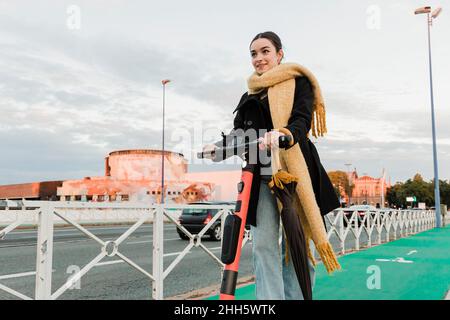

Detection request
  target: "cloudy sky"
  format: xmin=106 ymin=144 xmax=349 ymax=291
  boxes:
xmin=0 ymin=0 xmax=449 ymax=185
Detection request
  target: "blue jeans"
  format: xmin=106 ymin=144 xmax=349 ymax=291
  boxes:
xmin=251 ymin=181 xmax=316 ymax=300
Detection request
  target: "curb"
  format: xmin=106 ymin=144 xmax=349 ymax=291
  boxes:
xmin=166 ymin=275 xmax=256 ymax=300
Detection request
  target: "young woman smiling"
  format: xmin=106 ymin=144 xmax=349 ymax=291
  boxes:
xmin=203 ymin=31 xmax=340 ymax=300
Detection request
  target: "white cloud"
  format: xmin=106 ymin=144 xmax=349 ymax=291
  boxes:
xmin=0 ymin=0 xmax=449 ymax=185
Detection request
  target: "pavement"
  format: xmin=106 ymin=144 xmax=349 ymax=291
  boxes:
xmin=205 ymin=224 xmax=450 ymax=300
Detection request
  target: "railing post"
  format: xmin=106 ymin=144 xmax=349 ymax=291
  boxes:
xmin=354 ymin=212 xmax=360 ymax=251
xmin=393 ymin=212 xmax=397 ymax=240
xmin=385 ymin=212 xmax=390 ymax=243
xmin=414 ymin=211 xmax=418 ymax=233
xmin=220 ymin=208 xmax=227 ymax=280
xmin=35 ymin=202 xmax=54 ymax=300
xmin=406 ymin=211 xmax=410 ymax=234
xmin=152 ymin=205 xmax=164 ymax=300
xmin=419 ymin=211 xmax=422 ymax=231
xmin=338 ymin=210 xmax=345 ymax=255
xmin=408 ymin=211 xmax=411 ymax=234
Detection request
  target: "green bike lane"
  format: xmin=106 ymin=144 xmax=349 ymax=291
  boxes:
xmin=206 ymin=224 xmax=450 ymax=300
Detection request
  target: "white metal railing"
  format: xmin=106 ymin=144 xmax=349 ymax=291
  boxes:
xmin=0 ymin=200 xmax=244 ymax=300
xmin=324 ymin=209 xmax=436 ymax=255
xmin=0 ymin=201 xmax=436 ymax=300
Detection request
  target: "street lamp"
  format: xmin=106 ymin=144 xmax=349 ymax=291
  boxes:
xmin=414 ymin=6 xmax=442 ymax=228
xmin=380 ymin=168 xmax=386 ymax=209
xmin=161 ymin=79 xmax=171 ymax=204
xmin=345 ymin=163 xmax=352 ymax=206
xmin=362 ymin=173 xmax=368 ymax=205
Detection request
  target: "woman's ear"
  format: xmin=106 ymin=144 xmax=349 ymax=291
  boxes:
xmin=277 ymin=49 xmax=284 ymax=64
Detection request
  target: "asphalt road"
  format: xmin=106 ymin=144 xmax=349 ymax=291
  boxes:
xmin=0 ymin=223 xmax=254 ymax=300
xmin=0 ymin=220 xmax=401 ymax=300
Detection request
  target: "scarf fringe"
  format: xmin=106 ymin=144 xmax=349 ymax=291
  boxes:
xmin=311 ymin=102 xmax=327 ymax=138
xmin=268 ymin=170 xmax=298 ymax=191
xmin=316 ymin=242 xmax=341 ymax=274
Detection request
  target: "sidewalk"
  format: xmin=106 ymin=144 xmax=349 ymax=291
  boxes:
xmin=206 ymin=224 xmax=450 ymax=300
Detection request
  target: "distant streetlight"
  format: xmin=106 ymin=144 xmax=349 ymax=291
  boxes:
xmin=344 ymin=163 xmax=352 ymax=206
xmin=380 ymin=168 xmax=386 ymax=209
xmin=363 ymin=173 xmax=368 ymax=205
xmin=161 ymin=79 xmax=171 ymax=204
xmin=414 ymin=6 xmax=443 ymax=228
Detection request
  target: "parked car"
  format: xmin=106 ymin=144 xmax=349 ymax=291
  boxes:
xmin=342 ymin=205 xmax=377 ymax=227
xmin=177 ymin=201 xmax=241 ymax=241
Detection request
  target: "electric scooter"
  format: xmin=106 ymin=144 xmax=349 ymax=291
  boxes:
xmin=198 ymin=135 xmax=292 ymax=300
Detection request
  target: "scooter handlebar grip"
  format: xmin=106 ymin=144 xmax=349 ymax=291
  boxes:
xmin=279 ymin=135 xmax=293 ymax=149
xmin=197 ymin=150 xmax=216 ymax=159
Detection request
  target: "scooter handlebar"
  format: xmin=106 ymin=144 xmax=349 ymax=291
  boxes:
xmin=197 ymin=135 xmax=292 ymax=159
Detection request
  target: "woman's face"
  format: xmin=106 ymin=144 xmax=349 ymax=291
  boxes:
xmin=250 ymin=38 xmax=283 ymax=75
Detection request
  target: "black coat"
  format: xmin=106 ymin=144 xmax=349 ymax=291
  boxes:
xmin=216 ymin=76 xmax=340 ymax=227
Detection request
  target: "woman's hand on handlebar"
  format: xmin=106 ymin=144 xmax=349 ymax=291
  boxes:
xmin=258 ymin=130 xmax=285 ymax=151
xmin=202 ymin=144 xmax=218 ymax=159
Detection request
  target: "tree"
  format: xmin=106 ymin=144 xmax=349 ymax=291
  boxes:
xmin=328 ymin=170 xmax=354 ymax=204
xmin=332 ymin=184 xmax=341 ymax=201
xmin=403 ymin=175 xmax=433 ymax=207
xmin=438 ymin=180 xmax=450 ymax=207
xmin=386 ymin=173 xmax=450 ymax=208
xmin=439 ymin=180 xmax=450 ymax=208
xmin=386 ymin=182 xmax=405 ymax=208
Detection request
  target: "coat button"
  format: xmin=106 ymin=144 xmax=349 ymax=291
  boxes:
xmin=246 ymin=120 xmax=253 ymax=126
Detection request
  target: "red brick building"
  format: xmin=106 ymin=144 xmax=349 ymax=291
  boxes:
xmin=0 ymin=181 xmax=63 ymax=200
xmin=346 ymin=170 xmax=390 ymax=207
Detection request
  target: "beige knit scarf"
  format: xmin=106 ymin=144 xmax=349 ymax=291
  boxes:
xmin=247 ymin=62 xmax=341 ymax=274
xmin=248 ymin=63 xmax=327 ymax=138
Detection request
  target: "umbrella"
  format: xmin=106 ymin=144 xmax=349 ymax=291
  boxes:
xmin=268 ymin=143 xmax=313 ymax=300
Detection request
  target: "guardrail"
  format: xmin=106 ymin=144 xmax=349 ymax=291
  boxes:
xmin=0 ymin=200 xmax=243 ymax=300
xmin=325 ymin=208 xmax=436 ymax=254
xmin=0 ymin=201 xmax=436 ymax=300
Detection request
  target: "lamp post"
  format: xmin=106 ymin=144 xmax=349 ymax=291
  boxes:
xmin=345 ymin=163 xmax=352 ymax=206
xmin=363 ymin=173 xmax=368 ymax=205
xmin=161 ymin=79 xmax=171 ymax=204
xmin=414 ymin=6 xmax=442 ymax=228
xmin=380 ymin=168 xmax=386 ymax=208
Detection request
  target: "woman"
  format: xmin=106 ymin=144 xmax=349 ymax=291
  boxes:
xmin=203 ymin=31 xmax=340 ymax=300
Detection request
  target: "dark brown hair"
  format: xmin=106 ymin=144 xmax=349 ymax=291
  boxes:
xmin=250 ymin=31 xmax=283 ymax=53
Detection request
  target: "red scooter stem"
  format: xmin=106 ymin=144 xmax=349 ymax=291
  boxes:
xmin=219 ymin=167 xmax=253 ymax=300
xmin=199 ymin=135 xmax=291 ymax=300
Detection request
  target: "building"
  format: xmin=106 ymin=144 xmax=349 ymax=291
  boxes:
xmin=57 ymin=149 xmax=216 ymax=203
xmin=0 ymin=149 xmax=220 ymax=204
xmin=0 ymin=181 xmax=63 ymax=200
xmin=347 ymin=169 xmax=390 ymax=207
